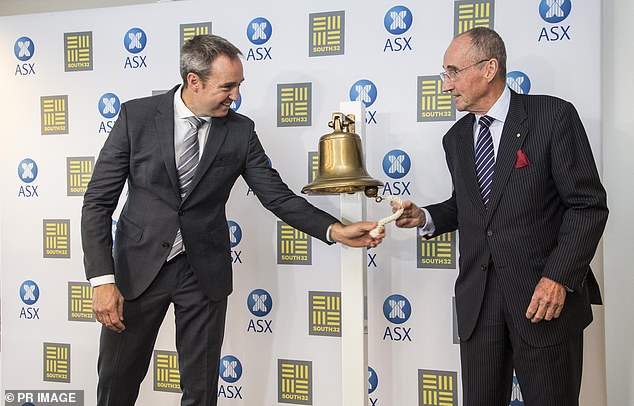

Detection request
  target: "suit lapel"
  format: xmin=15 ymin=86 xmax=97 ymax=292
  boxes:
xmin=455 ymin=114 xmax=488 ymax=216
xmin=486 ymin=91 xmax=529 ymax=221
xmin=155 ymin=85 xmax=181 ymax=197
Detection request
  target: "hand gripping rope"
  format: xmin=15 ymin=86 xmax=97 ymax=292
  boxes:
xmin=369 ymin=195 xmax=404 ymax=238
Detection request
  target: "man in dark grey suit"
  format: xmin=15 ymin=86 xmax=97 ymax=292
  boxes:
xmin=81 ymin=34 xmax=384 ymax=406
xmin=395 ymin=28 xmax=607 ymax=405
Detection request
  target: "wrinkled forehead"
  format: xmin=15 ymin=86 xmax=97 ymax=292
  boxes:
xmin=443 ymin=36 xmax=473 ymax=69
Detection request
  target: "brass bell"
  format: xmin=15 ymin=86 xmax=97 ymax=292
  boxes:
xmin=302 ymin=113 xmax=382 ymax=197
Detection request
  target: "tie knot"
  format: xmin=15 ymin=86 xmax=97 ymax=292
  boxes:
xmin=186 ymin=116 xmax=204 ymax=129
xmin=479 ymin=115 xmax=494 ymax=128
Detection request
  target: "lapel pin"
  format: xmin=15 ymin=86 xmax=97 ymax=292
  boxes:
xmin=516 ymin=133 xmax=521 ymax=138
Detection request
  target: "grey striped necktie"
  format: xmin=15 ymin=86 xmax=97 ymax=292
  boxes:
xmin=475 ymin=115 xmax=495 ymax=207
xmin=168 ymin=116 xmax=204 ymax=261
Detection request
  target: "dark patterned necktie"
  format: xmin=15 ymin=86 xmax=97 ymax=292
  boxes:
xmin=475 ymin=115 xmax=495 ymax=207
xmin=168 ymin=116 xmax=204 ymax=260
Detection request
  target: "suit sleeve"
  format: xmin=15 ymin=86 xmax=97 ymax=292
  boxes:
xmin=542 ymin=101 xmax=608 ymax=290
xmin=240 ymin=123 xmax=337 ymax=244
xmin=425 ymin=134 xmax=460 ymax=237
xmin=81 ymin=103 xmax=131 ymax=279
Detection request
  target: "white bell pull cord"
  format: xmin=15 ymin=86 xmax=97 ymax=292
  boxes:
xmin=369 ymin=195 xmax=404 ymax=238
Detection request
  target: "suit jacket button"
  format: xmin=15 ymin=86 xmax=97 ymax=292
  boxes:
xmin=486 ymin=230 xmax=493 ymax=237
xmin=480 ymin=264 xmax=487 ymax=271
xmin=162 ymin=242 xmax=170 ymax=248
xmin=178 ymin=210 xmax=185 ymax=216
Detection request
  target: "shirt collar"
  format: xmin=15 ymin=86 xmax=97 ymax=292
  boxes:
xmin=173 ymin=84 xmax=210 ymax=122
xmin=476 ymin=85 xmax=511 ymax=125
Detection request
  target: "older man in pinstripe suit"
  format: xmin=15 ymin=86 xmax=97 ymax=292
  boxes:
xmin=395 ymin=28 xmax=608 ymax=405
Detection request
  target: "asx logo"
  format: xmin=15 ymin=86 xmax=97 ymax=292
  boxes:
xmin=381 ymin=149 xmax=412 ymax=196
xmin=17 ymin=158 xmax=39 ymax=198
xmin=218 ymin=355 xmax=244 ymax=399
xmin=383 ymin=5 xmax=413 ymax=52
xmin=228 ymin=220 xmax=243 ymax=264
xmin=246 ymin=288 xmax=273 ymax=333
xmin=349 ymin=79 xmax=378 ymax=125
xmin=231 ymin=91 xmax=242 ymax=111
xmin=368 ymin=366 xmax=379 ymax=405
xmin=19 ymin=280 xmax=41 ymax=320
xmin=14 ymin=36 xmax=36 ymax=75
xmin=506 ymin=71 xmax=531 ymax=94
xmin=123 ymin=27 xmax=148 ymax=69
xmin=382 ymin=294 xmax=412 ymax=341
xmin=538 ymin=0 xmax=572 ymax=42
xmin=246 ymin=17 xmax=273 ymax=61
xmin=98 ymin=93 xmax=121 ymax=134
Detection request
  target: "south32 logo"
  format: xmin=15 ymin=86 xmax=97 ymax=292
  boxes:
xmin=98 ymin=93 xmax=121 ymax=134
xmin=349 ymin=79 xmax=378 ymax=125
xmin=383 ymin=5 xmax=413 ymax=52
xmin=246 ymin=17 xmax=273 ymax=61
xmin=218 ymin=355 xmax=244 ymax=400
xmin=381 ymin=149 xmax=412 ymax=196
xmin=19 ymin=280 xmax=40 ymax=320
xmin=18 ymin=158 xmax=39 ymax=198
xmin=246 ymin=288 xmax=273 ymax=333
xmin=382 ymin=294 xmax=412 ymax=341
xmin=14 ymin=36 xmax=36 ymax=76
xmin=228 ymin=220 xmax=243 ymax=264
xmin=123 ymin=27 xmax=148 ymax=68
xmin=538 ymin=0 xmax=572 ymax=42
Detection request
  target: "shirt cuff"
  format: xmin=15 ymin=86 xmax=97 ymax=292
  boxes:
xmin=417 ymin=208 xmax=435 ymax=236
xmin=326 ymin=224 xmax=334 ymax=243
xmin=89 ymin=274 xmax=115 ymax=287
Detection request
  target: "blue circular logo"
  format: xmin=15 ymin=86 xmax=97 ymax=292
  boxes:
xmin=506 ymin=71 xmax=531 ymax=95
xmin=98 ymin=93 xmax=121 ymax=119
xmin=382 ymin=294 xmax=411 ymax=324
xmin=510 ymin=374 xmax=524 ymax=404
xmin=384 ymin=5 xmax=413 ymax=35
xmin=230 ymin=92 xmax=242 ymax=112
xmin=124 ymin=27 xmax=147 ymax=54
xmin=539 ymin=0 xmax=572 ymax=23
xmin=247 ymin=17 xmax=273 ymax=45
xmin=350 ymin=79 xmax=378 ymax=108
xmin=227 ymin=220 xmax=242 ymax=248
xmin=368 ymin=366 xmax=379 ymax=394
xmin=382 ymin=149 xmax=411 ymax=179
xmin=20 ymin=280 xmax=40 ymax=305
xmin=219 ymin=355 xmax=243 ymax=383
xmin=247 ymin=288 xmax=273 ymax=317
xmin=14 ymin=36 xmax=35 ymax=61
xmin=18 ymin=158 xmax=38 ymax=183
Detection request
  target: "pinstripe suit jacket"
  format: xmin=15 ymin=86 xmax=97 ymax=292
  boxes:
xmin=81 ymin=85 xmax=337 ymax=301
xmin=426 ymin=90 xmax=608 ymax=347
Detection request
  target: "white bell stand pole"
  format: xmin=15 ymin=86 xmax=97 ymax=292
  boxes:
xmin=338 ymin=101 xmax=369 ymax=406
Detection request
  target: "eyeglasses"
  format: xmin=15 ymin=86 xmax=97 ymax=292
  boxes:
xmin=440 ymin=59 xmax=490 ymax=82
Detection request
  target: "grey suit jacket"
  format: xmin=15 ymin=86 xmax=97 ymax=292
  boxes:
xmin=426 ymin=90 xmax=608 ymax=347
xmin=81 ymin=85 xmax=337 ymax=300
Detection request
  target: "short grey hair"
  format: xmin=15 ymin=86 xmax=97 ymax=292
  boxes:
xmin=459 ymin=27 xmax=507 ymax=79
xmin=180 ymin=34 xmax=243 ymax=86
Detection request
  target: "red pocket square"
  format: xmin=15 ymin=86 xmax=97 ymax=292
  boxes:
xmin=515 ymin=150 xmax=531 ymax=169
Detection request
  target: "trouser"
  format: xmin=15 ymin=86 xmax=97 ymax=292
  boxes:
xmin=96 ymin=254 xmax=228 ymax=406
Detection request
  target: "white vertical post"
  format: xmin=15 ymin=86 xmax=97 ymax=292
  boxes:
xmin=339 ymin=101 xmax=369 ymax=406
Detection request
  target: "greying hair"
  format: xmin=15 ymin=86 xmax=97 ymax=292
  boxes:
xmin=459 ymin=27 xmax=507 ymax=79
xmin=180 ymin=34 xmax=243 ymax=86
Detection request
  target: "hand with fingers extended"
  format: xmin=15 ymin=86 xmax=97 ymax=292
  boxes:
xmin=392 ymin=200 xmax=426 ymax=229
xmin=330 ymin=221 xmax=385 ymax=248
xmin=93 ymin=283 xmax=126 ymax=333
xmin=525 ymin=276 xmax=566 ymax=323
